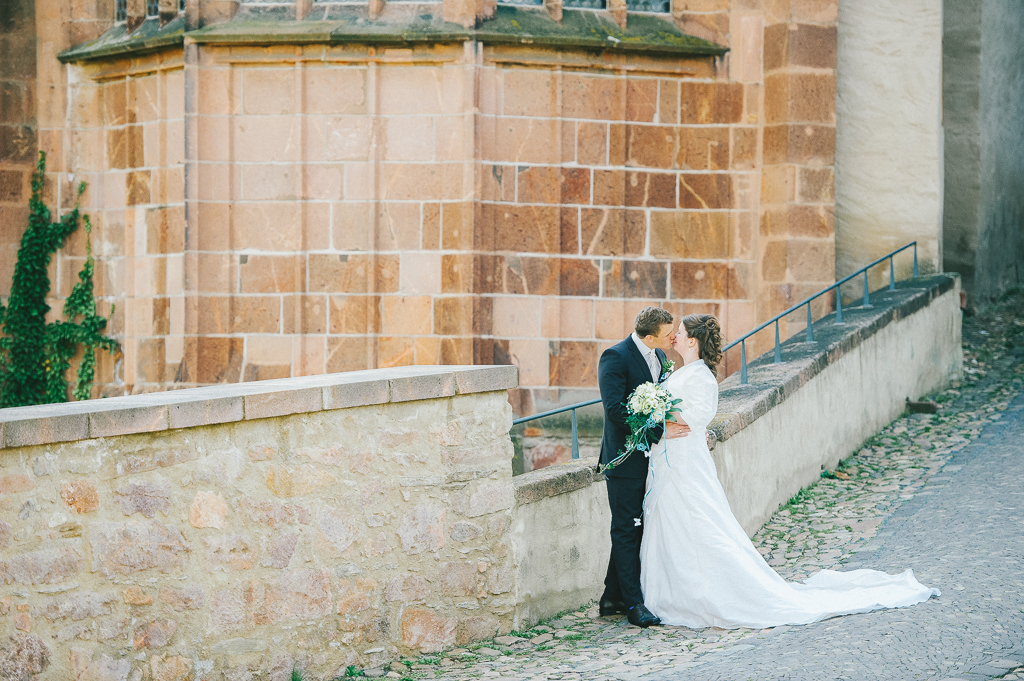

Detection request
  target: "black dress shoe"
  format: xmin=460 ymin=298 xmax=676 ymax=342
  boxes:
xmin=626 ymin=603 xmax=661 ymax=628
xmin=599 ymin=599 xmax=627 ymax=616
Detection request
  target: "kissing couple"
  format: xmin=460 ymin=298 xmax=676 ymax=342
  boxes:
xmin=597 ymin=306 xmax=939 ymax=629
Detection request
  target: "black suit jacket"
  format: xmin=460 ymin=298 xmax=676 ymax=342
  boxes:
xmin=598 ymin=336 xmax=667 ymax=479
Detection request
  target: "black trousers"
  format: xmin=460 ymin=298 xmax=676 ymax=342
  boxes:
xmin=602 ymin=474 xmax=646 ymax=607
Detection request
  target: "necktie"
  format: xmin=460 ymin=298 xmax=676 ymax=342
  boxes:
xmin=647 ymin=351 xmax=659 ymax=382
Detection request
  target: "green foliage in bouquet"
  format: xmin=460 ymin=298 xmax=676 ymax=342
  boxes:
xmin=600 ymin=381 xmax=682 ymax=474
xmin=0 ymin=151 xmax=118 ymax=407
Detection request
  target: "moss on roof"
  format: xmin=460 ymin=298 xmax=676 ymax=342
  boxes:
xmin=59 ymin=4 xmax=727 ymax=64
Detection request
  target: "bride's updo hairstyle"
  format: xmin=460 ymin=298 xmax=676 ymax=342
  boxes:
xmin=681 ymin=314 xmax=723 ymax=377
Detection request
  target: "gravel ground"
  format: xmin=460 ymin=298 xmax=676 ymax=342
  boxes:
xmin=360 ymin=290 xmax=1024 ymax=681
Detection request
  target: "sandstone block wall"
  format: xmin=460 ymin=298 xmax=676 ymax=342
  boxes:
xmin=834 ymin=0 xmax=944 ymax=288
xmin=0 ymin=0 xmax=848 ymax=417
xmin=0 ymin=365 xmax=519 ymax=680
xmin=942 ymin=0 xmax=1024 ymax=303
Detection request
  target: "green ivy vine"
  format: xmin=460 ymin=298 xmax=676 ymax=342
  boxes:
xmin=0 ymin=151 xmax=118 ymax=407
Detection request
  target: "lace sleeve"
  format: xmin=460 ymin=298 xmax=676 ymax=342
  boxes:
xmin=671 ymin=366 xmax=719 ymax=432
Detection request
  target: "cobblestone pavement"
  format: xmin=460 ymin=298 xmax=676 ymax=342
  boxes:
xmin=363 ymin=294 xmax=1024 ymax=681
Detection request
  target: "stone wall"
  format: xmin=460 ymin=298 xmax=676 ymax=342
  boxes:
xmin=0 ymin=0 xmax=847 ymax=415
xmin=510 ymin=273 xmax=961 ymax=625
xmin=0 ymin=0 xmax=37 ymax=290
xmin=943 ymin=0 xmax=1024 ymax=303
xmin=0 ymin=365 xmax=520 ymax=679
xmin=834 ymin=0 xmax=944 ymax=286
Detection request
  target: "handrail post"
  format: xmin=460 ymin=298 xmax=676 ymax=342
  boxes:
xmin=805 ymin=302 xmax=814 ymax=343
xmin=913 ymin=243 xmax=919 ymax=278
xmin=835 ymin=286 xmax=844 ymax=324
xmin=740 ymin=340 xmax=747 ymax=385
xmin=774 ymin=320 xmax=781 ymax=363
xmin=570 ymin=408 xmax=579 ymax=460
xmin=862 ymin=270 xmax=872 ymax=308
xmin=889 ymin=256 xmax=896 ymax=291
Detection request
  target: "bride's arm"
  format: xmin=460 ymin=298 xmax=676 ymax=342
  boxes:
xmin=668 ymin=370 xmax=719 ymax=432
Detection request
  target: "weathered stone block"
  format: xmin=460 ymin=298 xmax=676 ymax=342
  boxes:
xmin=467 ymin=482 xmax=515 ymax=518
xmin=60 ymin=479 xmax=99 ymax=514
xmin=0 ymin=474 xmax=34 ymax=493
xmin=159 ymin=585 xmax=203 ymax=612
xmin=439 ymin=562 xmax=478 ymax=596
xmin=398 ymin=503 xmax=445 ymax=554
xmin=40 ymin=591 xmax=116 ymax=622
xmin=148 ymin=653 xmax=192 ymax=681
xmin=0 ymin=634 xmax=50 ymax=681
xmin=115 ymin=480 xmax=171 ymax=518
xmin=336 ymin=577 xmax=377 ymax=616
xmin=454 ymin=366 xmax=518 ymax=396
xmin=245 ymin=386 xmax=323 ymax=421
xmin=89 ymin=405 xmax=167 ymax=438
xmin=457 ymin=615 xmax=500 ymax=645
xmin=385 ymin=574 xmax=430 ymax=603
xmin=548 ymin=341 xmax=599 ymax=389
xmin=133 ymin=619 xmax=178 ymax=649
xmin=271 ymin=568 xmax=333 ymax=621
xmin=241 ymin=500 xmax=310 ymax=527
xmin=189 ymin=491 xmax=229 ymax=529
xmin=449 ymin=521 xmax=483 ymax=543
xmin=317 ymin=508 xmax=360 ymax=557
xmin=206 ymin=534 xmax=256 ymax=570
xmin=4 ymin=547 xmax=81 ymax=585
xmin=122 ymin=587 xmax=152 ymax=605
xmin=265 ymin=465 xmax=336 ymax=498
xmin=263 ymin=533 xmax=298 ymax=569
xmin=486 ymin=565 xmax=513 ymax=595
xmin=324 ymin=378 xmax=390 ymax=410
xmin=89 ymin=521 xmax=189 ymax=577
xmin=168 ymin=396 xmax=244 ymax=429
xmin=679 ymin=173 xmax=733 ymax=209
xmin=3 ymin=413 xmax=88 ymax=448
xmin=401 ymin=608 xmax=456 ymax=653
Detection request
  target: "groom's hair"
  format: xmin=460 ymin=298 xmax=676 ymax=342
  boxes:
xmin=634 ymin=307 xmax=674 ymax=338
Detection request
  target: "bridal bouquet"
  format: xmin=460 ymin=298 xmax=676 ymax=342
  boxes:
xmin=600 ymin=382 xmax=682 ymax=474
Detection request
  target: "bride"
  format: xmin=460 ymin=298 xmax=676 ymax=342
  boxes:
xmin=639 ymin=313 xmax=939 ymax=629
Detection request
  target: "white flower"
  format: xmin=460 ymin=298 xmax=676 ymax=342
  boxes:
xmin=633 ymin=518 xmax=642 ymax=527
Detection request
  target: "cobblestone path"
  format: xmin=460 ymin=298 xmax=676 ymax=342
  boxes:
xmin=365 ymin=295 xmax=1024 ymax=681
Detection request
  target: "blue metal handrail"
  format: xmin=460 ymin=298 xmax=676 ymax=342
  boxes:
xmin=511 ymin=241 xmax=921 ymax=456
xmin=512 ymin=398 xmax=601 ymax=460
xmin=725 ymin=241 xmax=919 ymax=384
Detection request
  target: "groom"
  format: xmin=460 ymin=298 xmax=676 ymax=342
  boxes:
xmin=598 ymin=307 xmax=689 ymax=627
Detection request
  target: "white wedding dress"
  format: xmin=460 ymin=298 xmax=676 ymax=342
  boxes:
xmin=639 ymin=359 xmax=939 ymax=629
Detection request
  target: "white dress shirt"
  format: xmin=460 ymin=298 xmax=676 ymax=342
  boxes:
xmin=631 ymin=332 xmax=660 ymax=382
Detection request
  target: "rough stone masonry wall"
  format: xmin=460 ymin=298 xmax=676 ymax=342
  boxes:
xmin=11 ymin=0 xmax=842 ymax=414
xmin=0 ymin=365 xmax=519 ymax=680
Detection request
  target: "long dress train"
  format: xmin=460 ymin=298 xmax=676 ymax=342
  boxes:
xmin=639 ymin=359 xmax=939 ymax=629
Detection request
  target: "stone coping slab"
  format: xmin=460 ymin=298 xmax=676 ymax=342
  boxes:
xmin=58 ymin=15 xmax=186 ymax=62
xmin=0 ymin=364 xmax=517 ymax=449
xmin=708 ymin=274 xmax=956 ymax=447
xmin=513 ymin=274 xmax=958 ymax=504
xmin=59 ymin=5 xmax=725 ymax=63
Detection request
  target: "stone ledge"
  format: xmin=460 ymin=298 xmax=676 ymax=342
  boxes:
xmin=514 ymin=456 xmax=603 ymax=505
xmin=0 ymin=365 xmax=518 ymax=449
xmin=59 ymin=5 xmax=726 ymax=63
xmin=512 ymin=274 xmax=958 ymax=503
xmin=708 ymin=274 xmax=957 ymax=448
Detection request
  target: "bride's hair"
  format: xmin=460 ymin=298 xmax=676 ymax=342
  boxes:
xmin=681 ymin=314 xmax=723 ymax=377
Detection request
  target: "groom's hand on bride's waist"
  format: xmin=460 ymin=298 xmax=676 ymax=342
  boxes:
xmin=665 ymin=420 xmax=690 ymax=439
